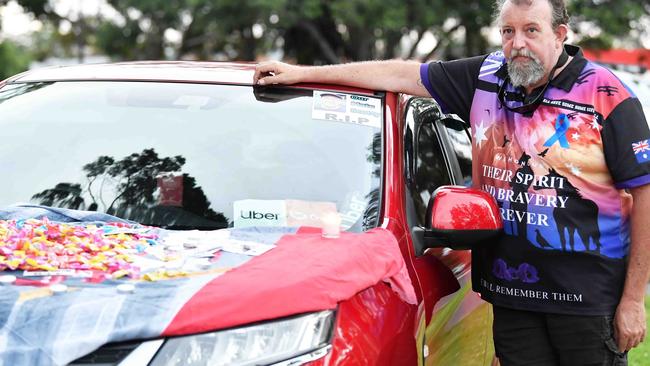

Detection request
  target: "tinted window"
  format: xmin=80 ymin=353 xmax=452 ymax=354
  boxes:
xmin=404 ymin=99 xmax=452 ymax=227
xmin=441 ymin=118 xmax=472 ymax=187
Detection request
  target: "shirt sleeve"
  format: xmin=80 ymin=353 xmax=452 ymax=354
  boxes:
xmin=601 ymin=97 xmax=650 ymax=189
xmin=419 ymin=55 xmax=486 ymax=123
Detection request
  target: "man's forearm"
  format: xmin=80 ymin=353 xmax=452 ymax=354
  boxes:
xmin=297 ymin=60 xmax=426 ymax=94
xmin=614 ymin=184 xmax=650 ymax=351
xmin=623 ymin=184 xmax=650 ymax=302
xmin=255 ymin=59 xmax=430 ymax=97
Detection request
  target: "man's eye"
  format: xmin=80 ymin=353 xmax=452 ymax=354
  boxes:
xmin=502 ymin=29 xmax=513 ymax=34
xmin=527 ymin=28 xmax=538 ymax=33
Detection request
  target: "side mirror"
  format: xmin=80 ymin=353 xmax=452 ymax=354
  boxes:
xmin=415 ymin=185 xmax=502 ymax=251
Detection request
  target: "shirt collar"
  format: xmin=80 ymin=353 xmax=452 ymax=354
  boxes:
xmin=494 ymin=44 xmax=587 ymax=92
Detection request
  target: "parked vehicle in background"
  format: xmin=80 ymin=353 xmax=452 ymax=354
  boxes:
xmin=0 ymin=62 xmax=500 ymax=366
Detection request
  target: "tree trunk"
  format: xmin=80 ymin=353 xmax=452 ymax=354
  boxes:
xmin=296 ymin=20 xmax=340 ymax=64
xmin=239 ymin=27 xmax=257 ymax=61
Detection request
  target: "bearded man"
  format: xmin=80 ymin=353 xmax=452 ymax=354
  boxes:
xmin=254 ymin=1 xmax=650 ymax=364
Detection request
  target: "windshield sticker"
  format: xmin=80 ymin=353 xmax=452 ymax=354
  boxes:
xmin=312 ymin=91 xmax=381 ymax=129
xmin=286 ymin=199 xmax=337 ymax=227
xmin=234 ymin=199 xmax=338 ymax=228
xmin=234 ymin=199 xmax=287 ymax=228
xmin=339 ymin=191 xmax=367 ymax=230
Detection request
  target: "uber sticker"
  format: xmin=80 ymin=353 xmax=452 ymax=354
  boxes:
xmin=234 ymin=199 xmax=338 ymax=228
xmin=234 ymin=199 xmax=287 ymax=228
xmin=312 ymin=91 xmax=381 ymax=129
xmin=339 ymin=191 xmax=367 ymax=229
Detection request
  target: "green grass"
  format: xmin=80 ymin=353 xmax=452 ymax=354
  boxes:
xmin=628 ymin=296 xmax=650 ymax=365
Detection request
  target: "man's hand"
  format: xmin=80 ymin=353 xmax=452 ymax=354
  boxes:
xmin=614 ymin=296 xmax=646 ymax=352
xmin=254 ymin=61 xmax=304 ymax=86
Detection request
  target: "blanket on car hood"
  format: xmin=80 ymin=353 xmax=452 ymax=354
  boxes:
xmin=0 ymin=205 xmax=416 ymax=366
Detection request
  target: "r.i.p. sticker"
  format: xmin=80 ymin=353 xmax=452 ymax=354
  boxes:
xmin=312 ymin=91 xmax=382 ymax=129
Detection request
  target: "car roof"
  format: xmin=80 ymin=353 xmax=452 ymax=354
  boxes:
xmin=3 ymin=61 xmax=380 ymax=96
xmin=5 ymin=61 xmax=258 ymax=85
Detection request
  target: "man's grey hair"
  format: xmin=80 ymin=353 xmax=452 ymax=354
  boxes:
xmin=493 ymin=0 xmax=570 ymax=30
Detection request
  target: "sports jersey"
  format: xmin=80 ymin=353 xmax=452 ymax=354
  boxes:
xmin=420 ymin=45 xmax=650 ymax=315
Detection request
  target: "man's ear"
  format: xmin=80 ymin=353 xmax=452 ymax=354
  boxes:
xmin=555 ymin=24 xmax=569 ymax=46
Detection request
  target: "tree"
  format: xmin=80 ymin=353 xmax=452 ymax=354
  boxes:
xmin=0 ymin=40 xmax=31 ymax=79
xmin=6 ymin=0 xmax=103 ymax=62
xmin=278 ymin=0 xmax=496 ymax=63
xmin=569 ymin=0 xmax=650 ymax=48
xmin=4 ymin=0 xmax=650 ymax=65
xmin=32 ymin=148 xmax=228 ymax=228
xmin=32 ymin=183 xmax=84 ymax=209
xmin=92 ymin=0 xmax=279 ymax=60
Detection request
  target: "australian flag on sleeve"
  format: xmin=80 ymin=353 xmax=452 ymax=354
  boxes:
xmin=633 ymin=139 xmax=650 ymax=164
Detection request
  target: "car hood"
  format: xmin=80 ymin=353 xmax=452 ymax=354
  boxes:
xmin=0 ymin=206 xmax=415 ymax=365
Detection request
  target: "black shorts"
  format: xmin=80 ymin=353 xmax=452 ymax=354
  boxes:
xmin=493 ymin=305 xmax=627 ymax=366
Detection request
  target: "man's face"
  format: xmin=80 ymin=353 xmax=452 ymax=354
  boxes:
xmin=499 ymin=0 xmax=564 ymax=88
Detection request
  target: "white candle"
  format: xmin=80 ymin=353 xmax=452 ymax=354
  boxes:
xmin=321 ymin=212 xmax=342 ymax=238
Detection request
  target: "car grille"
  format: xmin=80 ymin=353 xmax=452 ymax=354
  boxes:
xmin=69 ymin=341 xmax=142 ymax=366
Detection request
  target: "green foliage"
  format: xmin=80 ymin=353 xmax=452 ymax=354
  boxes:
xmin=577 ymin=35 xmax=614 ymax=50
xmin=0 ymin=41 xmax=31 ymax=80
xmin=93 ymin=0 xmax=280 ymax=60
xmin=95 ymin=20 xmax=140 ymax=60
xmin=569 ymin=0 xmax=649 ymax=39
xmin=13 ymin=0 xmax=49 ymax=18
xmin=2 ymin=0 xmax=650 ymax=64
xmin=568 ymin=0 xmax=650 ymax=50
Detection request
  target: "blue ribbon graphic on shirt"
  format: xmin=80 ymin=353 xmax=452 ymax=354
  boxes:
xmin=543 ymin=113 xmax=571 ymax=149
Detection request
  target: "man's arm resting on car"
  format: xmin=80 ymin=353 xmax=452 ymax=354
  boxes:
xmin=615 ymin=183 xmax=650 ymax=352
xmin=253 ymin=60 xmax=430 ymax=97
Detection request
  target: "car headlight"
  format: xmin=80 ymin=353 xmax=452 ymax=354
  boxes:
xmin=150 ymin=310 xmax=335 ymax=366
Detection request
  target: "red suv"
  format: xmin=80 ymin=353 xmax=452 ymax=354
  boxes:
xmin=0 ymin=62 xmax=500 ymax=366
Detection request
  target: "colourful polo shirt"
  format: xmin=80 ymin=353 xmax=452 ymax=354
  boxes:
xmin=421 ymin=45 xmax=650 ymax=315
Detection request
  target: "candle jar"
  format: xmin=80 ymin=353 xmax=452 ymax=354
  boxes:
xmin=321 ymin=212 xmax=342 ymax=238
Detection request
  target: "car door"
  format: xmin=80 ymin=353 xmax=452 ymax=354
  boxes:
xmin=403 ymin=97 xmax=494 ymax=366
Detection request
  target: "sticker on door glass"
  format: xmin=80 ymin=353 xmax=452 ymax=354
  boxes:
xmin=312 ymin=91 xmax=381 ymax=129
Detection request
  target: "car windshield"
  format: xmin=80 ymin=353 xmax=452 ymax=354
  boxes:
xmin=0 ymin=81 xmax=382 ymax=232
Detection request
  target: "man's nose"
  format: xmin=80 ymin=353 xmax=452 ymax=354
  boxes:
xmin=512 ymin=32 xmax=526 ymax=50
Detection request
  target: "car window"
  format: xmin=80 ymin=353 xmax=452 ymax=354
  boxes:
xmin=404 ymin=98 xmax=453 ymax=228
xmin=439 ymin=117 xmax=472 ymax=187
xmin=0 ymin=82 xmax=381 ymax=231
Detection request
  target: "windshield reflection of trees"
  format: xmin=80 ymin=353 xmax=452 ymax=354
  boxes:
xmin=0 ymin=82 xmax=52 ymax=105
xmin=31 ymin=148 xmax=228 ymax=229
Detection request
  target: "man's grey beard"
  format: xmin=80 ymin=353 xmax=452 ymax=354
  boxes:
xmin=507 ymin=49 xmax=545 ymax=87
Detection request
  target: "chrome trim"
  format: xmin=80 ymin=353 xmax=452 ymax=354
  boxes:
xmin=117 ymin=339 xmax=164 ymax=366
xmin=272 ymin=345 xmax=332 ymax=366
